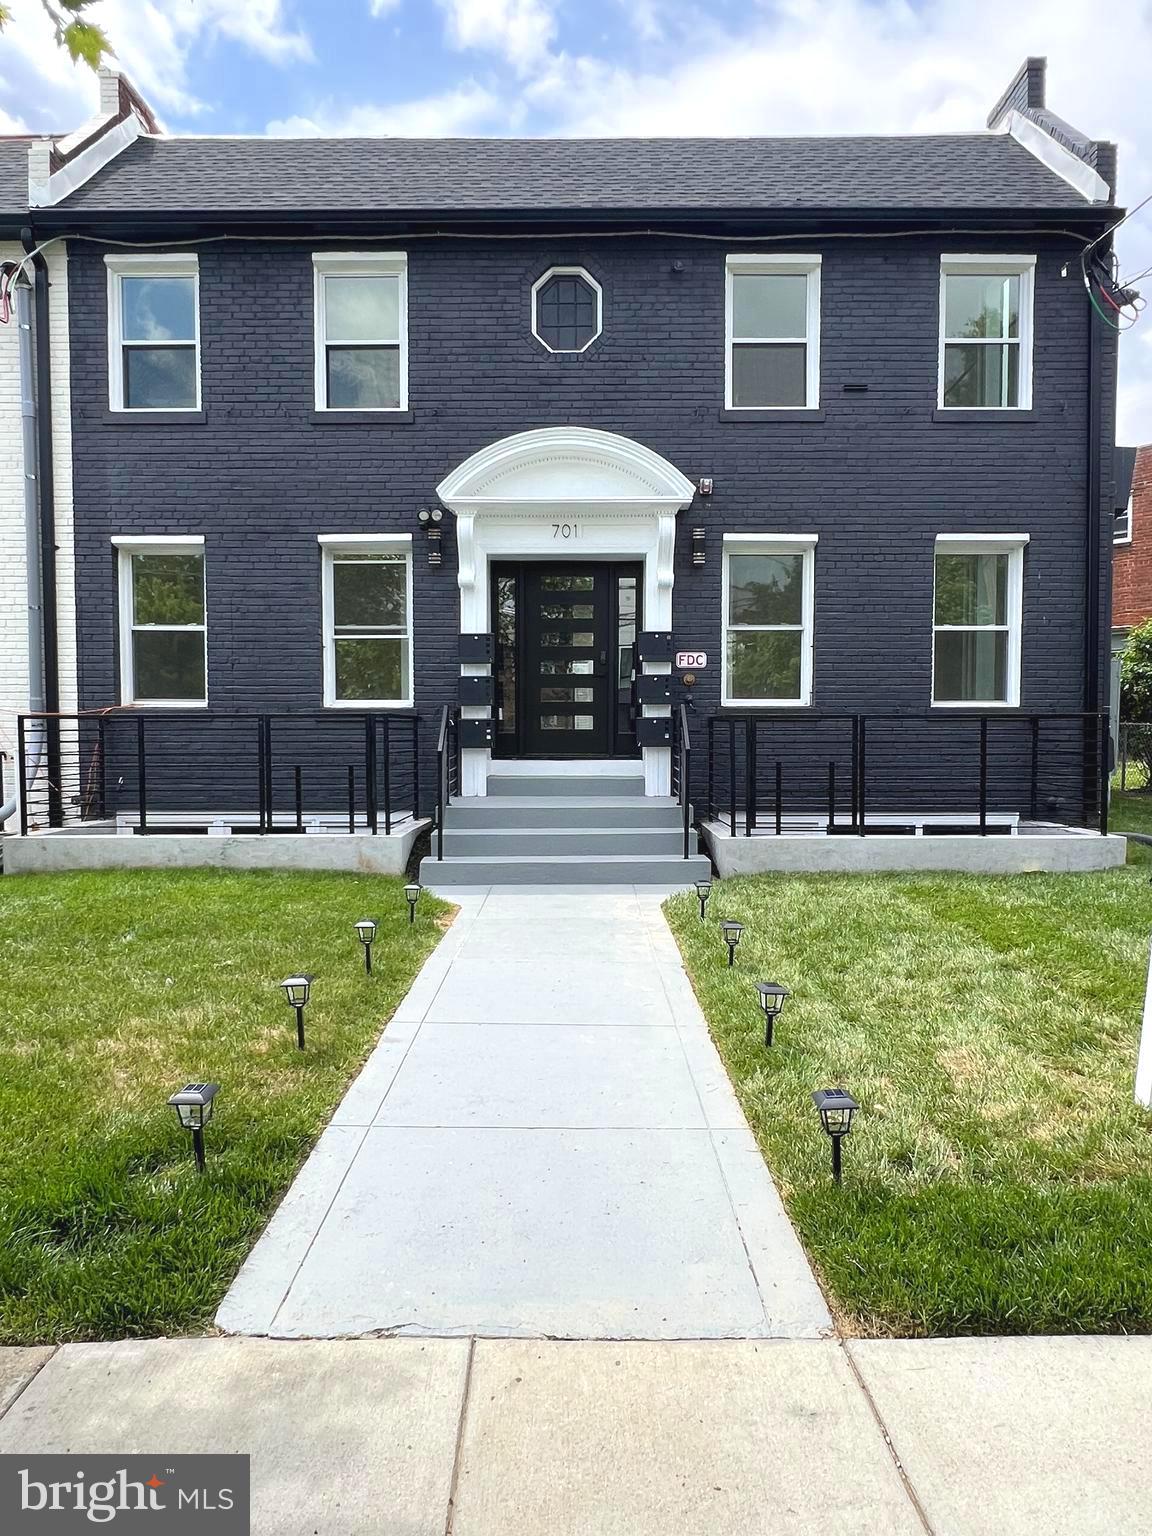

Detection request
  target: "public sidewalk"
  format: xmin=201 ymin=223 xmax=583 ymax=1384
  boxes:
xmin=216 ymin=887 xmax=830 ymax=1340
xmin=2 ymin=1335 xmax=1150 ymax=1534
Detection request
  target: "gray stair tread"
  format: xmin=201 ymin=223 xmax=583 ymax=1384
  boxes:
xmin=446 ymin=827 xmax=685 ymax=839
xmin=461 ymin=796 xmax=678 ymax=809
xmin=424 ymin=854 xmax=706 ymax=866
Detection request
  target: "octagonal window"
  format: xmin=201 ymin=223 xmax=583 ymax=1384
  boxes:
xmin=532 ymin=267 xmax=602 ymax=353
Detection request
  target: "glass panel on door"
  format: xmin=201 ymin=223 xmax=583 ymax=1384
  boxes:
xmin=491 ymin=563 xmax=642 ymax=758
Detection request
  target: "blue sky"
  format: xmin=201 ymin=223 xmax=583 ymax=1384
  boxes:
xmin=1 ymin=0 xmax=1150 ymax=434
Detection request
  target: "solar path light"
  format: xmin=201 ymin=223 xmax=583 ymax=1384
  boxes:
xmin=812 ymin=1087 xmax=860 ymax=1185
xmin=280 ymin=974 xmax=314 ymax=1050
xmin=755 ymin=981 xmax=791 ymax=1047
xmin=167 ymin=1082 xmax=219 ymax=1174
xmin=720 ymin=919 xmax=744 ymax=968
xmin=354 ymin=918 xmax=377 ymax=974
xmin=695 ymin=879 xmax=712 ymax=922
xmin=404 ymin=882 xmax=422 ymax=925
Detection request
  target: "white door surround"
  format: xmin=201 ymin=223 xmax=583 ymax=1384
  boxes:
xmin=436 ymin=427 xmax=696 ymax=796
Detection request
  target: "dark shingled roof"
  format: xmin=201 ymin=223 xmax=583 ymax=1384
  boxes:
xmin=0 ymin=139 xmax=28 ymax=220
xmin=52 ymin=131 xmax=1095 ymax=215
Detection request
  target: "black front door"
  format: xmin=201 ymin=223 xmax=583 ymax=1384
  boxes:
xmin=493 ymin=563 xmax=641 ymax=758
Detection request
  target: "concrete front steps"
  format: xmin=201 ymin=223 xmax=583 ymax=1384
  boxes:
xmin=420 ymin=764 xmax=712 ymax=886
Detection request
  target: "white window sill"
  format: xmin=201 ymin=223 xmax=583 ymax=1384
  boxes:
xmin=930 ymin=700 xmax=1019 ymax=710
xmin=721 ymin=700 xmax=811 ymax=709
xmin=325 ymin=700 xmax=414 ymax=711
xmin=123 ymin=700 xmax=209 ymax=709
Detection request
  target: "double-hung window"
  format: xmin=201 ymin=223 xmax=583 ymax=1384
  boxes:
xmin=114 ymin=536 xmax=207 ymax=705
xmin=320 ymin=536 xmax=413 ymax=707
xmin=725 ymin=255 xmax=821 ymax=409
xmin=722 ymin=535 xmax=817 ymax=705
xmin=313 ymin=253 xmax=408 ymax=411
xmin=939 ymin=255 xmax=1035 ymax=410
xmin=1115 ymin=494 xmax=1133 ymax=545
xmin=932 ymin=535 xmax=1027 ymax=706
xmin=106 ymin=254 xmax=200 ymax=411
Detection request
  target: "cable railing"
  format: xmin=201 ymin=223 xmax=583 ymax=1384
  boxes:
xmin=704 ymin=711 xmax=1111 ymax=837
xmin=16 ymin=711 xmax=422 ymax=836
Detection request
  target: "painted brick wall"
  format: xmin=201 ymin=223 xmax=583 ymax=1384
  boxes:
xmin=64 ymin=233 xmax=1116 ymax=820
xmin=0 ymin=238 xmax=26 ymax=803
xmin=1112 ymin=445 xmax=1152 ymax=630
xmin=0 ymin=243 xmax=75 ymax=814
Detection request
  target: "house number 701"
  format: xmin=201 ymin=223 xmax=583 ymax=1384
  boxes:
xmin=552 ymin=523 xmax=579 ymax=539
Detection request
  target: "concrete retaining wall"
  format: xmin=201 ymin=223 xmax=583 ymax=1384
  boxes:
xmin=3 ymin=821 xmax=427 ymax=876
xmin=702 ymin=825 xmax=1128 ymax=876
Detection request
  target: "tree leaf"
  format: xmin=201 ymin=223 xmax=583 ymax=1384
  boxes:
xmin=62 ymin=16 xmax=111 ymax=66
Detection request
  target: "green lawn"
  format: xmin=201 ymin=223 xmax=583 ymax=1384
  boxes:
xmin=666 ymin=870 xmax=1152 ymax=1337
xmin=1111 ymin=788 xmax=1152 ymax=838
xmin=0 ymin=869 xmax=449 ymax=1345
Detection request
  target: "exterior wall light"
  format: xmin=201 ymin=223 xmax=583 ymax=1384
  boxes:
xmin=756 ymin=981 xmax=791 ymax=1046
xmin=404 ymin=882 xmax=422 ymax=925
xmin=721 ymin=919 xmax=744 ymax=967
xmin=167 ymin=1082 xmax=219 ymax=1173
xmin=695 ymin=878 xmax=712 ymax=922
xmin=692 ymin=527 xmax=706 ymax=567
xmin=280 ymin=974 xmax=314 ymax=1050
xmin=812 ymin=1087 xmax=860 ymax=1184
xmin=354 ymin=918 xmax=377 ymax=974
xmin=417 ymin=507 xmax=444 ymax=567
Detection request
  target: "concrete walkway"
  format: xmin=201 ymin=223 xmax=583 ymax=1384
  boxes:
xmin=3 ymin=1336 xmax=1151 ymax=1534
xmin=218 ymin=887 xmax=830 ymax=1339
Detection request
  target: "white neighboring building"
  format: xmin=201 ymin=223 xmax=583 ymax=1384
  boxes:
xmin=0 ymin=72 xmax=157 ymax=829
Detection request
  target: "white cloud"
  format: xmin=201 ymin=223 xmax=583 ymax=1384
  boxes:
xmin=368 ymin=0 xmax=403 ymax=13
xmin=0 ymin=0 xmax=313 ymax=125
xmin=267 ymin=81 xmax=500 ymax=136
xmin=436 ymin=0 xmax=556 ymax=74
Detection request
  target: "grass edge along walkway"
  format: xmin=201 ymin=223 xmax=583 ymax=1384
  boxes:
xmin=665 ymin=869 xmax=1152 ymax=1338
xmin=0 ymin=868 xmax=450 ymax=1345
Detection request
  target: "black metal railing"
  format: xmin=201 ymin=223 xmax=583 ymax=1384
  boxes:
xmin=705 ymin=711 xmax=1111 ymax=837
xmin=16 ymin=711 xmax=421 ymax=836
xmin=671 ymin=702 xmax=692 ymax=858
xmin=434 ymin=705 xmax=461 ymax=860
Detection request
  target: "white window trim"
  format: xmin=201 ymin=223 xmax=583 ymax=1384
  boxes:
xmin=319 ymin=534 xmax=414 ymax=709
xmin=312 ymin=252 xmax=409 ymax=412
xmin=931 ymin=533 xmax=1028 ymax=709
xmin=105 ymin=253 xmax=201 ymax=413
xmin=938 ymin=254 xmax=1036 ymax=412
xmin=530 ymin=266 xmax=603 ymax=354
xmin=724 ymin=254 xmax=822 ymax=411
xmin=113 ymin=534 xmax=207 ymax=708
xmin=721 ymin=534 xmax=818 ymax=707
xmin=1115 ymin=495 xmax=1134 ymax=546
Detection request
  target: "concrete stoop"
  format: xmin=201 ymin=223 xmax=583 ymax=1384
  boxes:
xmin=420 ymin=767 xmax=711 ymax=885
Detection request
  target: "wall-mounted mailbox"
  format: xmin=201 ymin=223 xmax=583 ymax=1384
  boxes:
xmin=637 ymin=631 xmax=673 ymax=663
xmin=634 ymin=674 xmax=672 ymax=704
xmin=458 ymin=718 xmax=495 ymax=749
xmin=636 ymin=716 xmax=672 ymax=747
xmin=459 ymin=633 xmax=493 ymax=664
xmin=459 ymin=675 xmax=494 ymax=706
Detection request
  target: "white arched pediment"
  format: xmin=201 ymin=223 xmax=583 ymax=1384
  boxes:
xmin=436 ymin=426 xmax=695 ymax=513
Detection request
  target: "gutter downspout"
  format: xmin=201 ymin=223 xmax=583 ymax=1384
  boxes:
xmin=23 ymin=230 xmax=62 ymax=827
xmin=1084 ymin=275 xmax=1105 ymax=829
xmin=0 ymin=276 xmax=47 ymax=826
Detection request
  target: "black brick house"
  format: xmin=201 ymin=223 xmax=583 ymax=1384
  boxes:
xmin=10 ymin=58 xmax=1130 ymax=880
